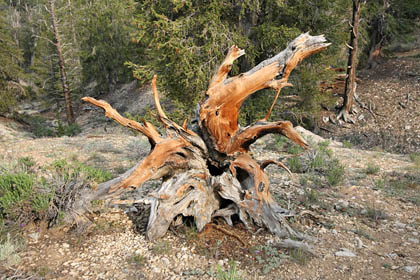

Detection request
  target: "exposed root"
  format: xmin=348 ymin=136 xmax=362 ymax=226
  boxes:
xmin=200 ymin=224 xmax=247 ymax=247
xmin=80 ymin=33 xmax=329 ymax=241
xmin=260 ymin=159 xmax=292 ymax=176
xmin=263 ymin=82 xmax=293 ymax=121
xmin=336 ymin=107 xmax=355 ymax=124
xmin=277 ymin=238 xmax=316 ymax=256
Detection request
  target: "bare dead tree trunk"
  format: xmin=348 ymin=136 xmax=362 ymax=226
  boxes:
xmin=50 ymin=0 xmax=75 ymax=124
xmin=338 ymin=0 xmax=362 ymax=123
xmin=367 ymin=0 xmax=390 ymax=69
xmin=77 ymin=33 xmax=330 ymax=240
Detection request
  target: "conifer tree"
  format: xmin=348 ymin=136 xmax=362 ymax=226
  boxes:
xmin=49 ymin=0 xmax=74 ymax=123
xmin=0 ymin=0 xmax=25 ymax=114
xmin=130 ymin=0 xmax=350 ymax=125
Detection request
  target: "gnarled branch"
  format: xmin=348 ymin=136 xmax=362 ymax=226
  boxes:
xmin=226 ymin=120 xmax=309 ymax=154
xmin=79 ymin=33 xmax=329 ymax=241
xmin=82 ymin=97 xmax=162 ymax=145
xmin=200 ymin=33 xmax=330 ymax=153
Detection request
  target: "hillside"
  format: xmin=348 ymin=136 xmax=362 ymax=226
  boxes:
xmin=0 ymin=56 xmax=419 ymax=279
xmin=321 ymin=55 xmax=420 ymax=154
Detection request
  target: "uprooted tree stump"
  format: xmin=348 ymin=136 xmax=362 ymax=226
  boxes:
xmin=78 ymin=33 xmax=330 ymax=240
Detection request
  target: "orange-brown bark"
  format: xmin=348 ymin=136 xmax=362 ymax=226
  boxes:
xmin=263 ymin=80 xmax=293 ymax=121
xmin=108 ymin=138 xmax=190 ymax=194
xmin=260 ymin=160 xmax=292 ymax=175
xmin=207 ymin=45 xmax=245 ymax=91
xmin=226 ymin=120 xmax=308 ymax=154
xmin=200 ymin=33 xmax=330 ymax=153
xmin=82 ymin=97 xmax=162 ymax=144
xmin=151 ymin=75 xmax=199 ymax=137
xmin=80 ymin=33 xmax=329 ymax=240
xmin=82 ymin=97 xmax=200 ymax=196
xmin=230 ymin=153 xmax=273 ymax=204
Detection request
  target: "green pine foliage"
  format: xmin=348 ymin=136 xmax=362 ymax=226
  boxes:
xmin=5 ymin=0 xmax=138 ymax=114
xmin=1 ymin=0 xmax=419 ymax=127
xmin=129 ymin=0 xmax=254 ymax=121
xmin=78 ymin=0 xmax=138 ymax=94
xmin=0 ymin=0 xmax=25 ymax=114
xmin=129 ymin=0 xmax=351 ymax=125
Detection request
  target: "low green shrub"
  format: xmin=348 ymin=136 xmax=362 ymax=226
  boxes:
xmin=342 ymin=141 xmax=354 ymax=148
xmin=375 ymin=178 xmax=385 ymax=189
xmin=317 ymin=141 xmax=333 ymax=157
xmin=0 ymin=158 xmax=113 ymax=231
xmin=151 ymin=240 xmax=172 ymax=255
xmin=288 ymin=144 xmax=305 ymax=155
xmin=288 ymin=156 xmax=304 ymax=173
xmin=409 ymin=153 xmax=420 ymax=168
xmin=290 ymin=247 xmax=312 ymax=265
xmin=310 ymin=152 xmax=327 ymax=171
xmin=0 ymin=171 xmax=54 ymax=225
xmin=274 ymin=135 xmax=288 ymax=151
xmin=326 ymin=160 xmax=345 ymax=186
xmin=75 ymin=163 xmax=113 ymax=183
xmin=407 ymin=194 xmax=420 ymax=206
xmin=362 ymin=207 xmax=388 ymax=221
xmin=17 ymin=114 xmax=81 ymax=138
xmin=217 ymin=260 xmax=242 ymax=280
xmin=129 ymin=253 xmax=146 ymax=267
xmin=57 ymin=121 xmax=81 ymax=137
xmin=365 ymin=163 xmax=380 ymax=175
xmin=254 ymin=244 xmax=287 ymax=274
xmin=0 ymin=172 xmax=34 ymax=219
xmin=17 ymin=157 xmax=36 ymax=169
xmin=302 ymin=189 xmax=319 ymax=206
xmin=293 ymin=141 xmax=344 ymax=187
xmin=51 ymin=159 xmax=113 ymax=183
xmin=351 ymin=227 xmax=375 ymax=241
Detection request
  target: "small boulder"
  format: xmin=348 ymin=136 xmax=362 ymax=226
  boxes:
xmin=403 ymin=266 xmax=418 ymax=273
xmin=335 ymin=248 xmax=356 ymax=257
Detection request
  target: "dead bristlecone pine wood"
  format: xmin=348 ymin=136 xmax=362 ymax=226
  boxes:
xmin=79 ymin=33 xmax=330 ymax=240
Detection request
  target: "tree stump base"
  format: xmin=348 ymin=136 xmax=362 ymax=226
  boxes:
xmin=78 ymin=33 xmax=330 ymax=240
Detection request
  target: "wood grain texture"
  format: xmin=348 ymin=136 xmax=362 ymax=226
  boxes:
xmin=80 ymin=33 xmax=329 ymax=240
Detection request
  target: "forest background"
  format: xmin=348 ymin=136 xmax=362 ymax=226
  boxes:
xmin=0 ymin=1 xmax=419 ymax=277
xmin=0 ymin=0 xmax=419 ymax=130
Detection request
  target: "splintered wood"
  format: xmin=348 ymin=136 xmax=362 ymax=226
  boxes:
xmin=81 ymin=33 xmax=329 ymax=240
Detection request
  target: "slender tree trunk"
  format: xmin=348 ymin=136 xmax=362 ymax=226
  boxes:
xmin=367 ymin=0 xmax=390 ymax=69
xmin=338 ymin=0 xmax=362 ymax=123
xmin=50 ymin=0 xmax=75 ymax=124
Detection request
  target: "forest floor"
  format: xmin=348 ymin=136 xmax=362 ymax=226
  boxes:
xmin=0 ymin=55 xmax=419 ymax=279
xmin=320 ymin=53 xmax=420 ymax=154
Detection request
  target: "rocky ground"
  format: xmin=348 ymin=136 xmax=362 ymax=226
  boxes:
xmin=0 ymin=55 xmax=419 ymax=279
xmin=320 ymin=53 xmax=420 ymax=154
xmin=0 ymin=119 xmax=419 ymax=279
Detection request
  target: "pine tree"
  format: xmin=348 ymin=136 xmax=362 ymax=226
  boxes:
xmin=129 ymin=0 xmax=350 ymax=125
xmin=6 ymin=0 xmax=137 ymax=121
xmin=0 ymin=0 xmax=25 ymax=114
xmin=77 ymin=0 xmax=138 ymax=94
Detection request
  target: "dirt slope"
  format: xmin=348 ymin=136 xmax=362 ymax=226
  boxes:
xmin=0 ymin=119 xmax=419 ymax=280
xmin=321 ymin=54 xmax=420 ymax=154
xmin=0 ymin=56 xmax=419 ymax=279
